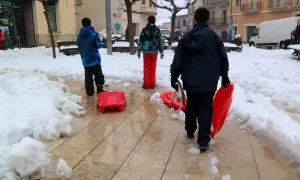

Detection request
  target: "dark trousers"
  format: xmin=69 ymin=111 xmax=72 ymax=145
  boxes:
xmin=84 ymin=64 xmax=105 ymax=96
xmin=185 ymin=91 xmax=215 ymax=145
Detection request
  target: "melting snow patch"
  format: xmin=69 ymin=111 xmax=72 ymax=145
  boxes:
xmin=56 ymin=159 xmax=72 ymax=180
xmin=187 ymin=146 xmax=200 ymax=155
xmin=208 ymin=154 xmax=219 ymax=176
xmin=222 ymin=174 xmax=232 ymax=180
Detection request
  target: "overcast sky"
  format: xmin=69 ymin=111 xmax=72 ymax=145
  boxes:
xmin=157 ymin=0 xmax=189 ymax=24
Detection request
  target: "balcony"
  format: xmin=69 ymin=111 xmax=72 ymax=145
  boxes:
xmin=203 ymin=0 xmax=230 ymax=9
xmin=210 ymin=18 xmax=228 ymax=25
xmin=268 ymin=0 xmax=300 ymax=10
xmin=241 ymin=2 xmax=262 ymax=13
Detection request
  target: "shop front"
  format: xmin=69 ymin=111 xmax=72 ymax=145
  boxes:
xmin=0 ymin=0 xmax=35 ymax=49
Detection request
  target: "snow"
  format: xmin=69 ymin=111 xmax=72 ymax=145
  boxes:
xmin=60 ymin=45 xmax=78 ymax=50
xmin=224 ymin=42 xmax=238 ymax=48
xmin=222 ymin=175 xmax=232 ymax=180
xmin=0 ymin=69 xmax=83 ymax=178
xmin=288 ymin=44 xmax=300 ymax=50
xmin=1 ymin=137 xmax=50 ymax=179
xmin=208 ymin=154 xmax=219 ymax=176
xmin=56 ymin=159 xmax=72 ymax=180
xmin=171 ymin=42 xmax=178 ymax=47
xmin=112 ymin=41 xmax=138 ymax=48
xmin=1 ymin=45 xmax=300 ymax=165
xmin=187 ymin=146 xmax=200 ymax=155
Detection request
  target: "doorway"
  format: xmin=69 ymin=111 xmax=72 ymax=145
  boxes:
xmin=246 ymin=26 xmax=256 ymax=42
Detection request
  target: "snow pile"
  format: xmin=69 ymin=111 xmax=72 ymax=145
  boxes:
xmin=224 ymin=42 xmax=238 ymax=48
xmin=0 ymin=70 xmax=83 ymax=178
xmin=0 ymin=137 xmax=50 ymax=179
xmin=288 ymin=44 xmax=300 ymax=50
xmin=56 ymin=159 xmax=72 ymax=180
xmin=150 ymin=92 xmax=165 ymax=114
xmin=112 ymin=42 xmax=138 ymax=47
xmin=228 ymin=48 xmax=300 ymax=162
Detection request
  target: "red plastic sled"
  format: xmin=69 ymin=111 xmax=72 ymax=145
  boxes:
xmin=97 ymin=92 xmax=126 ymax=113
xmin=160 ymin=81 xmax=186 ymax=111
xmin=210 ymin=83 xmax=234 ymax=138
xmin=160 ymin=83 xmax=234 ymax=138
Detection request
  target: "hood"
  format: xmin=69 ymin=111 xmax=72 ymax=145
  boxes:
xmin=187 ymin=23 xmax=209 ymax=51
xmin=78 ymin=26 xmax=97 ymax=38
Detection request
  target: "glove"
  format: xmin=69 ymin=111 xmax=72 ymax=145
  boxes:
xmin=160 ymin=53 xmax=164 ymax=59
xmin=171 ymin=77 xmax=178 ymax=90
xmin=222 ymin=75 xmax=231 ymax=88
xmin=137 ymin=52 xmax=141 ymax=59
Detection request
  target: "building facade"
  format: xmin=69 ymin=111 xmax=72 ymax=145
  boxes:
xmin=203 ymin=0 xmax=230 ymax=41
xmin=0 ymin=0 xmax=76 ymax=48
xmin=175 ymin=14 xmax=189 ymax=32
xmin=188 ymin=0 xmax=203 ymax=29
xmin=76 ymin=0 xmax=157 ymax=36
xmin=232 ymin=0 xmax=300 ymax=42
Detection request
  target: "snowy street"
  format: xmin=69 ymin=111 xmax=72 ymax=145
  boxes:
xmin=0 ymin=46 xmax=300 ymax=179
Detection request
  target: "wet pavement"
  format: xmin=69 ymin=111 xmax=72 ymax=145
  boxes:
xmin=43 ymin=81 xmax=300 ymax=180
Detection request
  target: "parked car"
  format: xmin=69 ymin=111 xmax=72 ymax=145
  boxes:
xmin=249 ymin=17 xmax=300 ymax=49
xmin=160 ymin=29 xmax=183 ymax=42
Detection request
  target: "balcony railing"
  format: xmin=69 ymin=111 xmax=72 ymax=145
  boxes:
xmin=210 ymin=18 xmax=228 ymax=25
xmin=241 ymin=2 xmax=262 ymax=13
xmin=203 ymin=0 xmax=230 ymax=9
xmin=268 ymin=0 xmax=300 ymax=10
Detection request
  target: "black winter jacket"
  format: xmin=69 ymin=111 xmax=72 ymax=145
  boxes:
xmin=170 ymin=23 xmax=229 ymax=92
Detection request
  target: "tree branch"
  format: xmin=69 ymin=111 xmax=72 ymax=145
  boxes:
xmin=150 ymin=0 xmax=173 ymax=12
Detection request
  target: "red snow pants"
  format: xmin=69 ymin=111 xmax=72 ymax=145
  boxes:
xmin=143 ymin=54 xmax=158 ymax=89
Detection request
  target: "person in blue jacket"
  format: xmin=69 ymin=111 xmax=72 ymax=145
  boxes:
xmin=77 ymin=18 xmax=105 ymax=97
xmin=170 ymin=8 xmax=230 ymax=152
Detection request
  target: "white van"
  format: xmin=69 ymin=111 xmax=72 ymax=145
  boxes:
xmin=249 ymin=17 xmax=300 ymax=49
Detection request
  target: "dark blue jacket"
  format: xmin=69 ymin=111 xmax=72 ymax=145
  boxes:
xmin=76 ymin=26 xmax=102 ymax=67
xmin=138 ymin=23 xmax=164 ymax=54
xmin=170 ymin=23 xmax=229 ymax=92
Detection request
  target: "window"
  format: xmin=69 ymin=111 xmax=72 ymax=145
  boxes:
xmin=183 ymin=20 xmax=187 ymax=26
xmin=212 ymin=11 xmax=215 ymax=23
xmin=223 ymin=10 xmax=227 ymax=24
xmin=142 ymin=0 xmax=145 ymax=5
xmin=236 ymin=0 xmax=241 ymax=6
xmin=46 ymin=4 xmax=57 ymax=31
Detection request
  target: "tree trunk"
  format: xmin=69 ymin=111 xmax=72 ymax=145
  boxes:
xmin=171 ymin=13 xmax=176 ymax=43
xmin=125 ymin=4 xmax=136 ymax=55
xmin=41 ymin=2 xmax=56 ymax=58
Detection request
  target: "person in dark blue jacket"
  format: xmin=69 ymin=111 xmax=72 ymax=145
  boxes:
xmin=77 ymin=18 xmax=105 ymax=97
xmin=170 ymin=7 xmax=230 ymax=152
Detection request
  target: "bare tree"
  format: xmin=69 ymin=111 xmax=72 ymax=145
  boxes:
xmin=151 ymin=0 xmax=196 ymax=42
xmin=38 ymin=0 xmax=56 ymax=58
xmin=124 ymin=0 xmax=140 ymax=55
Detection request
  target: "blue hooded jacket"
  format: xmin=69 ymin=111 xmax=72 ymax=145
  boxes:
xmin=76 ymin=26 xmax=102 ymax=67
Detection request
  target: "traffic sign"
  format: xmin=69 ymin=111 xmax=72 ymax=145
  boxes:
xmin=114 ymin=23 xmax=120 ymax=30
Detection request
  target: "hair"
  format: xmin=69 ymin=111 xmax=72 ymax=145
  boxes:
xmin=194 ymin=7 xmax=210 ymax=23
xmin=82 ymin=17 xmax=91 ymax=27
xmin=148 ymin=15 xmax=156 ymax=24
xmin=0 ymin=29 xmax=2 ymax=32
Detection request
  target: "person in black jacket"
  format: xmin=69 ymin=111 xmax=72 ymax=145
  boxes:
xmin=170 ymin=7 xmax=230 ymax=152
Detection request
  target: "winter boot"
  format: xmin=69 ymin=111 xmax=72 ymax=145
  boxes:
xmin=199 ymin=143 xmax=209 ymax=153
